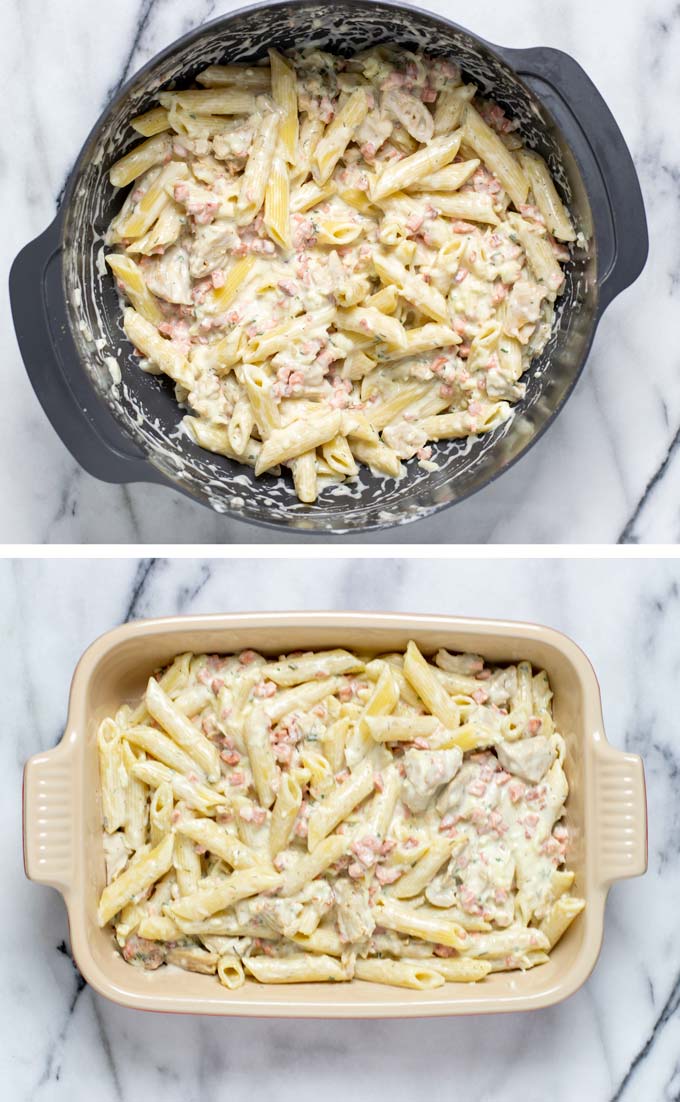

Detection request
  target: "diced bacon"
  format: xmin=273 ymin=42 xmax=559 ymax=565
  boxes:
xmin=549 ymin=236 xmax=571 ymax=262
xmin=495 ymin=770 xmax=511 ymax=786
xmin=452 ymin=221 xmax=476 ymax=234
xmin=416 ymin=446 xmax=432 ymax=461
xmin=527 ymin=716 xmax=543 ymax=735
xmin=239 ymin=805 xmax=267 ymax=824
xmin=273 ymin=743 xmax=293 ymax=764
xmin=173 ymin=183 xmax=190 ymax=202
xmin=433 ymin=944 xmax=458 ymax=958
xmin=406 ymin=210 xmax=426 ymax=233
xmin=439 ymin=384 xmax=454 ymax=398
xmin=454 ymin=269 xmax=468 ymax=283
xmin=220 ymin=749 xmax=241 ymax=766
xmin=518 ymin=203 xmax=545 ymax=225
xmin=348 ymin=862 xmax=365 ymax=879
xmin=508 ymin=780 xmax=525 ymax=803
xmin=430 ymin=355 xmax=448 ymax=376
xmin=375 ymin=865 xmax=403 ymax=885
xmin=227 ymin=771 xmax=245 ymax=786
xmin=471 ymin=688 xmax=488 ymax=705
xmin=211 ymin=678 xmax=225 ymax=694
xmin=489 ymin=810 xmax=507 ymax=836
xmin=492 ymin=282 xmax=508 ymax=305
xmin=239 ymin=650 xmax=258 ymax=665
xmin=277 ymin=279 xmax=297 ymax=296
xmin=421 ymin=85 xmax=437 ymax=103
xmin=210 ymin=269 xmax=226 ymax=288
xmin=253 ymin=680 xmax=277 ymax=698
xmin=467 ymin=778 xmax=487 ymax=798
xmin=523 ymin=812 xmax=540 ymax=839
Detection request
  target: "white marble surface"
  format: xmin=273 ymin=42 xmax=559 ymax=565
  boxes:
xmin=7 ymin=557 xmax=677 ymax=1099
xmin=2 ymin=0 xmax=675 ymax=544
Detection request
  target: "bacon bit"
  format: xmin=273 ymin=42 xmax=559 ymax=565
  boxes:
xmin=211 ymin=269 xmax=226 ymax=288
xmin=413 ymin=736 xmax=430 ymax=749
xmin=273 ymin=743 xmax=293 ymax=764
xmin=489 ymin=810 xmax=508 ymax=836
xmin=433 ymin=944 xmax=458 ymax=958
xmin=348 ymin=862 xmax=365 ymax=879
xmin=174 ymin=183 xmax=190 ymax=202
xmin=523 ymin=812 xmax=540 ymax=839
xmin=452 ymin=220 xmax=476 ymax=234
xmin=454 ymin=269 xmax=468 ymax=283
xmin=492 ymin=282 xmax=508 ymax=305
xmin=406 ymin=210 xmax=426 ymax=233
xmin=416 ymin=446 xmax=432 ymax=461
xmin=518 ymin=203 xmax=545 ymax=225
xmin=171 ymin=808 xmax=182 ymax=825
xmin=527 ymin=716 xmax=543 ymax=735
xmin=375 ymin=865 xmax=402 ymax=885
xmin=421 ymin=85 xmax=437 ymax=103
xmin=239 ymin=804 xmax=267 ymax=824
xmin=467 ymin=778 xmax=487 ymax=798
xmin=471 ymin=688 xmax=488 ymax=705
xmin=211 ymin=678 xmax=225 ymax=694
xmin=549 ymin=236 xmax=571 ymax=262
xmin=253 ymin=680 xmax=277 ymax=698
xmin=220 ymin=749 xmax=241 ymax=765
xmin=495 ymin=770 xmax=511 ymax=786
xmin=239 ymin=650 xmax=258 ymax=665
xmin=439 ymin=384 xmax=454 ymax=398
xmin=227 ymin=771 xmax=245 ymax=786
xmin=430 ymin=355 xmax=448 ymax=376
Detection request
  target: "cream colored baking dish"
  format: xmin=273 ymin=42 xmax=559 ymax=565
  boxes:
xmin=23 ymin=612 xmax=647 ymax=1017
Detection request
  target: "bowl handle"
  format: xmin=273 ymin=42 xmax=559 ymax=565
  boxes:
xmin=592 ymin=740 xmax=647 ymax=884
xmin=9 ymin=213 xmax=164 ymax=486
xmin=23 ymin=738 xmax=76 ymax=895
xmin=499 ymin=46 xmax=649 ymax=315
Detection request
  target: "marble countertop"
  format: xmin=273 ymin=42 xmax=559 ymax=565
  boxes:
xmin=3 ymin=0 xmax=675 ymax=544
xmin=8 ymin=556 xmax=677 ymax=1099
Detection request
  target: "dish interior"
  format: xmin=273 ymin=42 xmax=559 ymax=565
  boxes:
xmin=70 ymin=619 xmax=600 ymax=1012
xmin=61 ymin=1 xmax=596 ymax=531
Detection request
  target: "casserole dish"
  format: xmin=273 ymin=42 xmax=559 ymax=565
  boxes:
xmin=9 ymin=1 xmax=648 ymax=534
xmin=23 ymin=612 xmax=647 ymax=1016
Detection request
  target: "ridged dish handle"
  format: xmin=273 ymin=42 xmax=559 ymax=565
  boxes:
xmin=23 ymin=738 xmax=75 ymax=894
xmin=9 ymin=213 xmax=163 ymax=486
xmin=499 ymin=46 xmax=649 ymax=315
xmin=593 ymin=741 xmax=647 ymax=884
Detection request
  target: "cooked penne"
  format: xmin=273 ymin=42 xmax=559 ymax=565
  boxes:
xmin=99 ymin=645 xmax=582 ymax=990
xmin=105 ymin=48 xmax=573 ymax=502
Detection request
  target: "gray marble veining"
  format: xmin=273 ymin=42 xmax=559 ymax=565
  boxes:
xmin=6 ymin=557 xmax=678 ymax=1099
xmin=3 ymin=0 xmax=675 ymax=543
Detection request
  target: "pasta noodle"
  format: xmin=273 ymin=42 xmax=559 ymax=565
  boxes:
xmin=105 ymin=47 xmax=574 ymax=501
xmin=97 ymin=644 xmax=584 ymax=988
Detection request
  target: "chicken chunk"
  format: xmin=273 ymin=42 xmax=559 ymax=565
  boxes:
xmin=403 ymin=747 xmax=463 ymax=813
xmin=495 ymin=735 xmax=556 ymax=784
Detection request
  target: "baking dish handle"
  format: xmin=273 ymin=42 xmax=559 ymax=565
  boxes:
xmin=23 ymin=738 xmax=75 ymax=895
xmin=9 ymin=213 xmax=164 ymax=486
xmin=498 ymin=46 xmax=649 ymax=315
xmin=593 ymin=741 xmax=647 ymax=884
